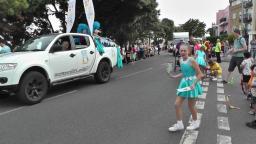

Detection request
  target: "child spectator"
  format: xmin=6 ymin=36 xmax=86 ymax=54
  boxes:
xmin=195 ymin=46 xmax=207 ymax=72
xmin=208 ymin=60 xmax=222 ymax=81
xmin=246 ymin=64 xmax=256 ymax=129
xmin=240 ymin=52 xmax=254 ymax=97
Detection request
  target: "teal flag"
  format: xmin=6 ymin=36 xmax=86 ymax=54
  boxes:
xmin=94 ymin=38 xmax=105 ymax=55
xmin=116 ymin=47 xmax=123 ymax=69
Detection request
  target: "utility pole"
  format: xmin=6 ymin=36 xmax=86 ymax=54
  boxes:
xmin=241 ymin=0 xmax=244 ymax=34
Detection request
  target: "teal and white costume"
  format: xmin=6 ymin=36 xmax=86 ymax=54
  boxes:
xmin=195 ymin=50 xmax=206 ymax=67
xmin=177 ymin=57 xmax=202 ymax=98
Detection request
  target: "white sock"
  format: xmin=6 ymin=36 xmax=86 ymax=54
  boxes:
xmin=177 ymin=120 xmax=183 ymax=125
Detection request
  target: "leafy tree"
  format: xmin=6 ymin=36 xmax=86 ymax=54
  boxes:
xmin=174 ymin=26 xmax=184 ymax=32
xmin=181 ymin=19 xmax=206 ymax=37
xmin=1 ymin=0 xmax=160 ymax=46
xmin=207 ymin=28 xmax=215 ymax=37
xmin=161 ymin=18 xmax=174 ymax=42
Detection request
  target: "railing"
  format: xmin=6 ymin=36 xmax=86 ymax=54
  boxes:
xmin=243 ymin=0 xmax=253 ymax=8
xmin=240 ymin=13 xmax=252 ymax=23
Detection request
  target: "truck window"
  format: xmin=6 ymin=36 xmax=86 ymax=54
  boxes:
xmin=72 ymin=36 xmax=90 ymax=49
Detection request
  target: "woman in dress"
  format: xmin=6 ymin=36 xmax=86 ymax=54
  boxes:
xmin=169 ymin=43 xmax=204 ymax=132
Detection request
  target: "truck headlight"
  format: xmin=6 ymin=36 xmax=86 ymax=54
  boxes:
xmin=0 ymin=63 xmax=17 ymax=72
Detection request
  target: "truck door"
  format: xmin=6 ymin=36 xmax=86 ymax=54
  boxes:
xmin=70 ymin=35 xmax=96 ymax=75
xmin=48 ymin=35 xmax=81 ymax=81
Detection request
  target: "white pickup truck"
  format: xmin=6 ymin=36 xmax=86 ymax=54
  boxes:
xmin=0 ymin=33 xmax=118 ymax=104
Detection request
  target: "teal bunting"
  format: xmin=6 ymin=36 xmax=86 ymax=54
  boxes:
xmin=116 ymin=47 xmax=123 ymax=69
xmin=94 ymin=37 xmax=105 ymax=55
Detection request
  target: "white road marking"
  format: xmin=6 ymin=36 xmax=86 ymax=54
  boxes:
xmin=217 ymin=94 xmax=226 ymax=102
xmin=120 ymin=67 xmax=153 ymax=79
xmin=217 ymin=134 xmax=232 ymax=144
xmin=45 ymin=90 xmax=78 ymax=101
xmin=217 ymin=104 xmax=227 ymax=113
xmin=196 ymin=101 xmax=205 ymax=110
xmin=217 ymin=117 xmax=230 ymax=131
xmin=217 ymin=79 xmax=223 ymax=82
xmin=217 ymin=88 xmax=224 ymax=94
xmin=203 ymin=87 xmax=208 ymax=92
xmin=179 ymin=130 xmax=199 ymax=144
xmin=0 ymin=107 xmax=23 ymax=116
xmin=217 ymin=76 xmax=222 ymax=79
xmin=202 ymin=82 xmax=209 ymax=86
xmin=217 ymin=83 xmax=224 ymax=88
xmin=199 ymin=93 xmax=207 ymax=99
xmin=204 ymin=78 xmax=210 ymax=82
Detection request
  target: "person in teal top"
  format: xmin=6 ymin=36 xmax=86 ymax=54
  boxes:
xmin=169 ymin=43 xmax=204 ymax=132
xmin=0 ymin=38 xmax=11 ymax=54
xmin=195 ymin=46 xmax=207 ymax=68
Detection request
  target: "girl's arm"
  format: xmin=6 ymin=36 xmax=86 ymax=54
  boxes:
xmin=171 ymin=73 xmax=183 ymax=78
xmin=240 ymin=61 xmax=246 ymax=69
xmin=191 ymin=59 xmax=204 ymax=87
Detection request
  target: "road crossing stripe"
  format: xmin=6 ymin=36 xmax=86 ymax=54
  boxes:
xmin=202 ymin=82 xmax=209 ymax=86
xmin=217 ymin=116 xmax=230 ymax=131
xmin=196 ymin=101 xmax=205 ymax=110
xmin=217 ymin=83 xmax=224 ymax=88
xmin=199 ymin=93 xmax=207 ymax=99
xmin=179 ymin=130 xmax=199 ymax=144
xmin=217 ymin=94 xmax=226 ymax=102
xmin=217 ymin=104 xmax=227 ymax=114
xmin=202 ymin=87 xmax=208 ymax=92
xmin=217 ymin=88 xmax=224 ymax=94
xmin=217 ymin=134 xmax=232 ymax=144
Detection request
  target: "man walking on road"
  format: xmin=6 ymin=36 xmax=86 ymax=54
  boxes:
xmin=222 ymin=29 xmax=247 ymax=84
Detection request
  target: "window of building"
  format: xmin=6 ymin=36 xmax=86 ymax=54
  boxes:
xmin=233 ymin=13 xmax=236 ymax=19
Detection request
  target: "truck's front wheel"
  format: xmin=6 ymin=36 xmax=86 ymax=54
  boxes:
xmin=94 ymin=61 xmax=111 ymax=83
xmin=17 ymin=71 xmax=48 ymax=105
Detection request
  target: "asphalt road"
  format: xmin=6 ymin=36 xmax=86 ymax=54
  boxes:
xmin=0 ymin=52 xmax=255 ymax=144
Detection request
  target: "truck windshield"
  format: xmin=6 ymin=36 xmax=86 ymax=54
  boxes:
xmin=15 ymin=35 xmax=57 ymax=52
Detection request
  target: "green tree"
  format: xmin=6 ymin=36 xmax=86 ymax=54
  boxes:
xmin=161 ymin=18 xmax=174 ymax=42
xmin=174 ymin=26 xmax=184 ymax=32
xmin=1 ymin=0 xmax=161 ymax=46
xmin=181 ymin=19 xmax=206 ymax=37
xmin=0 ymin=0 xmax=29 ymax=16
xmin=207 ymin=28 xmax=215 ymax=37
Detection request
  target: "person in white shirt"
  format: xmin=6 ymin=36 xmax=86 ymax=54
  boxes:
xmin=241 ymin=52 xmax=254 ymax=97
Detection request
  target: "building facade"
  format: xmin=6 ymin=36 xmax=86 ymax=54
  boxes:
xmin=216 ymin=6 xmax=230 ymax=36
xmin=229 ymin=0 xmax=255 ymax=46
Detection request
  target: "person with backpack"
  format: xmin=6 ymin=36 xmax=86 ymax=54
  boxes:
xmin=222 ymin=29 xmax=247 ymax=84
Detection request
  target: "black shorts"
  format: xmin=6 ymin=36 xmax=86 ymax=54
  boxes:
xmin=228 ymin=57 xmax=244 ymax=73
xmin=252 ymin=97 xmax=256 ymax=104
xmin=243 ymin=75 xmax=251 ymax=82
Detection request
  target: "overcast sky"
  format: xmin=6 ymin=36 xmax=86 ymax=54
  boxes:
xmin=157 ymin=0 xmax=229 ymax=29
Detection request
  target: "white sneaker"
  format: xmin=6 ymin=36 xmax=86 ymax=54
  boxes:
xmin=168 ymin=122 xmax=184 ymax=132
xmin=187 ymin=120 xmax=200 ymax=130
xmin=212 ymin=77 xmax=217 ymax=81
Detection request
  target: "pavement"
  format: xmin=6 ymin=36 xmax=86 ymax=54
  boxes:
xmin=0 ymin=52 xmax=255 ymax=144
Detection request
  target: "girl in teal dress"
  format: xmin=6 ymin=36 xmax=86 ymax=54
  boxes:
xmin=195 ymin=46 xmax=207 ymax=68
xmin=169 ymin=43 xmax=204 ymax=132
